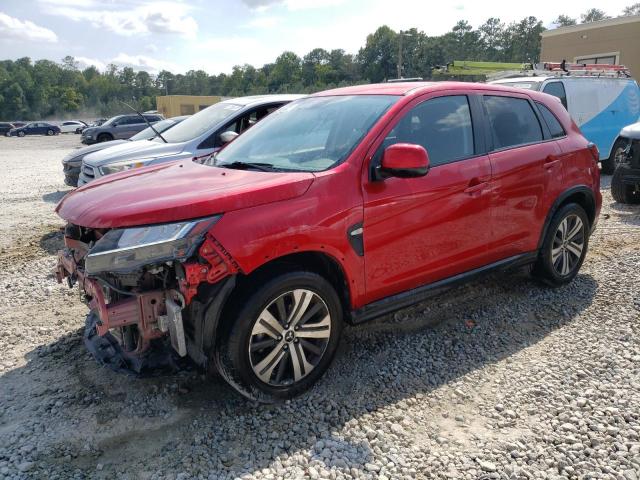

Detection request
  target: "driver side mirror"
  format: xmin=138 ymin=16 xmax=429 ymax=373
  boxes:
xmin=219 ymin=130 xmax=239 ymax=145
xmin=379 ymin=143 xmax=430 ymax=179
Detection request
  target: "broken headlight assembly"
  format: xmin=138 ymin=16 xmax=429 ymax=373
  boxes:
xmin=85 ymin=215 xmax=221 ymax=275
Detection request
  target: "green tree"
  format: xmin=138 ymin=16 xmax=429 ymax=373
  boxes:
xmin=622 ymin=3 xmax=640 ymax=15
xmin=5 ymin=83 xmax=26 ymax=118
xmin=358 ymin=26 xmax=397 ymax=82
xmin=479 ymin=18 xmax=505 ymax=61
xmin=552 ymin=15 xmax=578 ymax=27
xmin=581 ymin=8 xmax=610 ymax=23
xmin=269 ymin=52 xmax=301 ymax=91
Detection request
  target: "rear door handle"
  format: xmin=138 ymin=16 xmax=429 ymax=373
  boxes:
xmin=544 ymin=154 xmax=560 ymax=169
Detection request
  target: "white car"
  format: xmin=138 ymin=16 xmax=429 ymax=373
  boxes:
xmin=58 ymin=120 xmax=87 ymax=134
xmin=78 ymin=95 xmax=305 ymax=185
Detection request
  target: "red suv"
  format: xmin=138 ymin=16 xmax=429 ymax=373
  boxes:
xmin=56 ymin=82 xmax=601 ymax=401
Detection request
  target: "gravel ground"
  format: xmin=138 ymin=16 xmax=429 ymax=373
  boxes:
xmin=1 ymin=134 xmax=639 ymax=480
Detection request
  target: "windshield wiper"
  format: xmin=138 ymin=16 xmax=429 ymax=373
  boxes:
xmin=219 ymin=161 xmax=277 ymax=172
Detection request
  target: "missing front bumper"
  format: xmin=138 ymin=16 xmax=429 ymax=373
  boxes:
xmin=56 ymin=247 xmax=187 ymax=359
xmin=84 ymin=311 xmax=189 ymax=376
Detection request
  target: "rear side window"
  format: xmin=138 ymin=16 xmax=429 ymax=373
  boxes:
xmin=384 ymin=95 xmax=474 ymax=167
xmin=542 ymin=82 xmax=567 ymax=110
xmin=484 ymin=96 xmax=543 ymax=150
xmin=537 ymin=103 xmax=566 ymax=139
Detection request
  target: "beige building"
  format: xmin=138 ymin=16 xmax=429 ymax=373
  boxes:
xmin=156 ymin=95 xmax=223 ymax=118
xmin=540 ymin=15 xmax=640 ymax=79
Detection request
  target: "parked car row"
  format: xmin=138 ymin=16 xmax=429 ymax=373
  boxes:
xmin=76 ymin=95 xmax=302 ymax=185
xmin=55 ymin=82 xmax=603 ymax=402
xmin=63 ymin=116 xmax=189 ymax=186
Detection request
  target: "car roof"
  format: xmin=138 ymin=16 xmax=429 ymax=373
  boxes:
xmin=222 ymin=94 xmax=306 ymax=107
xmin=312 ymin=81 xmax=548 ymax=97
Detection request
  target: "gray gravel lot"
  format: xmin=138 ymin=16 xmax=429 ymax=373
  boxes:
xmin=0 ymin=134 xmax=639 ymax=480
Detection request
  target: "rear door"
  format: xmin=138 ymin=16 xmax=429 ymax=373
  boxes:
xmin=482 ymin=93 xmax=562 ymax=263
xmin=362 ymin=92 xmax=492 ymax=303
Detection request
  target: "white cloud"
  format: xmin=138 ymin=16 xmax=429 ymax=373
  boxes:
xmin=241 ymin=0 xmax=343 ymax=10
xmin=112 ymin=53 xmax=182 ymax=73
xmin=244 ymin=16 xmax=281 ymax=28
xmin=75 ymin=56 xmax=107 ymax=70
xmin=286 ymin=0 xmax=343 ymax=10
xmin=241 ymin=0 xmax=280 ymax=8
xmin=38 ymin=1 xmax=198 ymax=37
xmin=0 ymin=12 xmax=58 ymax=42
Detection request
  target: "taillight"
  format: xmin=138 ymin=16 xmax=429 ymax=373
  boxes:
xmin=587 ymin=142 xmax=599 ymax=163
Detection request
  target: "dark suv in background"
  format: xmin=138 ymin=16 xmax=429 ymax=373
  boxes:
xmin=81 ymin=113 xmax=164 ymax=144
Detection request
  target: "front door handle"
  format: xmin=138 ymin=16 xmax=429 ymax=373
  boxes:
xmin=464 ymin=181 xmax=488 ymax=195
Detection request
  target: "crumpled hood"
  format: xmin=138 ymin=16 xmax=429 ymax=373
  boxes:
xmin=63 ymin=140 xmax=128 ymax=164
xmin=84 ymin=140 xmax=186 ymax=167
xmin=56 ymin=159 xmax=315 ymax=228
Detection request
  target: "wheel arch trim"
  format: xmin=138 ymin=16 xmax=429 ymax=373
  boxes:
xmin=537 ymin=185 xmax=596 ymax=250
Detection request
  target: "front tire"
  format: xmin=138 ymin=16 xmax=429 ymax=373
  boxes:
xmin=533 ymin=203 xmax=589 ymax=287
xmin=601 ymin=138 xmax=627 ymax=174
xmin=611 ymin=164 xmax=640 ymax=204
xmin=97 ymin=133 xmax=113 ymax=143
xmin=215 ymin=271 xmax=343 ymax=402
xmin=18 ymin=131 xmax=25 ymax=137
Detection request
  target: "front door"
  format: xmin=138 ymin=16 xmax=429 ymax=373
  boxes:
xmin=362 ymin=93 xmax=492 ymax=304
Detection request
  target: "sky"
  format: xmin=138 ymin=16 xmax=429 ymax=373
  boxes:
xmin=0 ymin=0 xmax=634 ymax=75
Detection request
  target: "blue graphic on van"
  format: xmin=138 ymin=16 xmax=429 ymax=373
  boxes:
xmin=580 ymin=81 xmax=640 ymax=160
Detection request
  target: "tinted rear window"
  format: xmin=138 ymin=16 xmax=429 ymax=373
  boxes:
xmin=484 ymin=96 xmax=543 ymax=150
xmin=537 ymin=103 xmax=566 ymax=139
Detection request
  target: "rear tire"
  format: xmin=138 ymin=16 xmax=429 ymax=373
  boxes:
xmin=215 ymin=271 xmax=343 ymax=402
xmin=611 ymin=164 xmax=640 ymax=204
xmin=97 ymin=133 xmax=113 ymax=143
xmin=46 ymin=129 xmax=54 ymax=136
xmin=601 ymin=138 xmax=627 ymax=174
xmin=533 ymin=203 xmax=589 ymax=287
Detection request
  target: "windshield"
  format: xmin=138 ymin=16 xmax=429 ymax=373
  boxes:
xmin=215 ymin=95 xmax=398 ymax=172
xmin=161 ymin=102 xmax=243 ymax=143
xmin=101 ymin=116 xmax=120 ymax=127
xmin=130 ymin=118 xmax=177 ymax=141
xmin=498 ymin=81 xmax=541 ymax=91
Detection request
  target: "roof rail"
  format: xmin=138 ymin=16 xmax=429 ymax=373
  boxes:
xmin=537 ymin=61 xmax=631 ymax=77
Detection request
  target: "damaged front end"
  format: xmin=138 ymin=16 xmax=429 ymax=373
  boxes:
xmin=55 ymin=217 xmax=238 ymax=374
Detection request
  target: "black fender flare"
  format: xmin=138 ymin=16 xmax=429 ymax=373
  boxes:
xmin=184 ymin=276 xmax=236 ymax=369
xmin=537 ymin=185 xmax=596 ymax=250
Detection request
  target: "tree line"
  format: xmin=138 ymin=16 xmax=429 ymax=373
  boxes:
xmin=1 ymin=4 xmax=638 ymax=121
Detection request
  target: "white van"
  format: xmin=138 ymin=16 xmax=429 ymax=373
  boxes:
xmin=490 ymin=76 xmax=640 ymax=173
